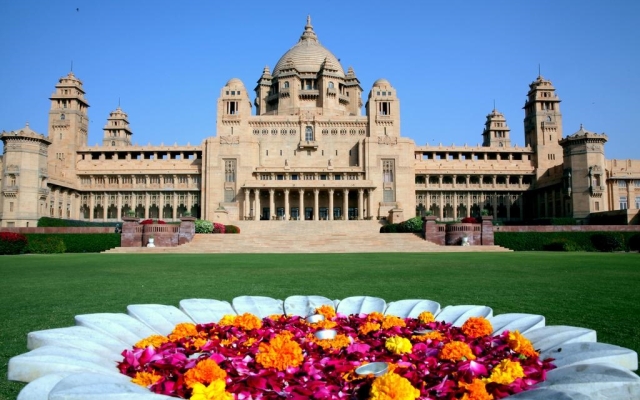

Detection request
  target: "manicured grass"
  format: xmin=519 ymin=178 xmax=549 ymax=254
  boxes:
xmin=1 ymin=252 xmax=639 ymax=399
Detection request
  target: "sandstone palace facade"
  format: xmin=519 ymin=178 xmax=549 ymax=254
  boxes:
xmin=2 ymin=18 xmax=639 ymax=228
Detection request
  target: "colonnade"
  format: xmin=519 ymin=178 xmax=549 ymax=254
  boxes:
xmin=417 ymin=191 xmax=525 ymax=220
xmin=79 ymin=191 xmax=199 ymax=221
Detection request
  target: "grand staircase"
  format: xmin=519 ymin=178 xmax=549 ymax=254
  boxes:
xmin=104 ymin=220 xmax=511 ymax=254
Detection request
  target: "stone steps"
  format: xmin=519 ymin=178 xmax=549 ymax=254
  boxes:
xmin=104 ymin=220 xmax=512 ymax=254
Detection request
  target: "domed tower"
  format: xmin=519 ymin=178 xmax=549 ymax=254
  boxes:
xmin=102 ymin=107 xmax=133 ymax=147
xmin=365 ymin=78 xmax=401 ymax=137
xmin=216 ymin=78 xmax=252 ymax=137
xmin=522 ymin=75 xmax=563 ymax=179
xmin=47 ymin=72 xmax=89 ymax=183
xmin=482 ymin=108 xmax=511 ymax=147
xmin=255 ymin=16 xmax=361 ymax=117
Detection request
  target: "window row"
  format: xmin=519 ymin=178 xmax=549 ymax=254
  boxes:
xmin=253 ymin=129 xmax=298 ymax=135
xmin=419 ymin=152 xmax=528 ymax=161
xmin=321 ymin=128 xmax=366 ymax=136
xmin=259 ymin=173 xmax=360 ymax=181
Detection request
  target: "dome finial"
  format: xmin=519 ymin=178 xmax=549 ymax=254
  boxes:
xmin=300 ymin=15 xmax=318 ymax=42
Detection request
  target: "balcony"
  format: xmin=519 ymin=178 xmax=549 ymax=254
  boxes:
xmin=298 ymin=140 xmax=318 ymax=150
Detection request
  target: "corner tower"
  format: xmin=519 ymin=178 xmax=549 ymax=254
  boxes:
xmin=102 ymin=107 xmax=133 ymax=147
xmin=47 ymin=72 xmax=89 ymax=183
xmin=482 ymin=108 xmax=511 ymax=147
xmin=523 ymin=75 xmax=563 ymax=179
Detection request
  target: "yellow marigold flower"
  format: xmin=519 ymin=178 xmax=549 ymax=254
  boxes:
xmin=134 ymin=334 xmax=169 ymax=349
xmin=184 ymin=359 xmax=228 ymax=388
xmin=440 ymin=341 xmax=476 ymax=361
xmin=311 ymin=333 xmax=351 ymax=350
xmin=131 ymin=371 xmax=162 ymax=387
xmin=385 ymin=336 xmax=413 ymax=355
xmin=190 ymin=380 xmax=233 ymax=400
xmin=268 ymin=314 xmax=283 ymax=321
xmin=382 ymin=315 xmax=407 ymax=330
xmin=243 ymin=337 xmax=258 ymax=347
xmin=218 ymin=315 xmax=236 ymax=326
xmin=313 ymin=319 xmax=338 ymax=330
xmin=234 ymin=313 xmax=262 ymax=330
xmin=367 ymin=311 xmax=384 ymax=321
xmin=370 ymin=372 xmax=420 ymax=400
xmin=508 ymin=331 xmax=539 ymax=357
xmin=256 ymin=333 xmax=304 ymax=371
xmin=418 ymin=311 xmax=435 ymax=324
xmin=315 ymin=304 xmax=336 ymax=320
xmin=461 ymin=317 xmax=494 ymax=339
xmin=358 ymin=321 xmax=381 ymax=335
xmin=484 ymin=359 xmax=525 ymax=385
xmin=460 ymin=379 xmax=494 ymax=400
xmin=411 ymin=331 xmax=444 ymax=342
xmin=220 ymin=336 xmax=238 ymax=346
xmin=169 ymin=323 xmax=199 ymax=341
xmin=192 ymin=337 xmax=208 ymax=350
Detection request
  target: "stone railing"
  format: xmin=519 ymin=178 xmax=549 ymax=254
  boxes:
xmin=120 ymin=217 xmax=195 ymax=247
xmin=423 ymin=216 xmax=494 ymax=245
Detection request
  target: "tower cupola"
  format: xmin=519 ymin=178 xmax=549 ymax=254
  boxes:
xmin=102 ymin=107 xmax=133 ymax=147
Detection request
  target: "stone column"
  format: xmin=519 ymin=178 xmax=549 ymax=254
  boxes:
xmin=117 ymin=192 xmax=122 ymax=221
xmin=438 ymin=175 xmax=443 ymax=188
xmin=492 ymin=175 xmax=497 ymax=188
xmin=518 ymin=175 xmax=523 ymax=188
xmin=367 ymin=189 xmax=373 ymax=219
xmin=145 ymin=192 xmax=150 ymax=219
xmin=244 ymin=189 xmax=250 ymax=220
xmin=453 ymin=192 xmax=458 ymax=220
xmin=172 ymin=192 xmax=178 ymax=220
xmin=439 ymin=192 xmax=444 ymax=219
xmin=466 ymin=175 xmax=470 ymax=187
xmin=328 ymin=189 xmax=334 ymax=220
xmin=255 ymin=190 xmax=261 ymax=220
xmin=284 ymin=189 xmax=290 ymax=220
xmin=466 ymin=191 xmax=471 ymax=217
xmin=519 ymin=196 xmax=524 ymax=219
xmin=506 ymin=194 xmax=511 ymax=220
xmin=452 ymin=175 xmax=457 ymax=188
xmin=358 ymin=188 xmax=364 ymax=220
xmin=89 ymin=192 xmax=95 ymax=221
xmin=343 ymin=189 xmax=349 ymax=220
xmin=492 ymin=192 xmax=498 ymax=217
xmin=299 ymin=189 xmax=305 ymax=220
xmin=269 ymin=189 xmax=275 ymax=220
xmin=313 ymin=189 xmax=320 ymax=220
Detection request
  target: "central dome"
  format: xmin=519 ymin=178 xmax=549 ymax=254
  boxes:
xmin=273 ymin=16 xmax=345 ymax=78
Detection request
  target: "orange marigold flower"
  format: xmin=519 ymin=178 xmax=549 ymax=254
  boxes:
xmin=218 ymin=315 xmax=236 ymax=326
xmin=461 ymin=317 xmax=493 ymax=339
xmin=220 ymin=336 xmax=238 ymax=346
xmin=313 ymin=319 xmax=338 ymax=330
xmin=234 ymin=313 xmax=262 ymax=330
xmin=190 ymin=380 xmax=233 ymax=400
xmin=508 ymin=331 xmax=539 ymax=357
xmin=418 ymin=311 xmax=435 ymax=324
xmin=311 ymin=333 xmax=351 ymax=350
xmin=256 ymin=333 xmax=304 ymax=371
xmin=243 ymin=337 xmax=258 ymax=347
xmin=169 ymin=323 xmax=199 ymax=341
xmin=381 ymin=315 xmax=407 ymax=330
xmin=192 ymin=337 xmax=208 ymax=350
xmin=370 ymin=372 xmax=420 ymax=400
xmin=131 ymin=371 xmax=162 ymax=387
xmin=440 ymin=341 xmax=476 ymax=361
xmin=358 ymin=321 xmax=381 ymax=335
xmin=315 ymin=304 xmax=337 ymax=320
xmin=367 ymin=311 xmax=384 ymax=321
xmin=134 ymin=334 xmax=169 ymax=349
xmin=411 ymin=331 xmax=444 ymax=342
xmin=460 ymin=379 xmax=494 ymax=400
xmin=484 ymin=359 xmax=525 ymax=385
xmin=184 ymin=358 xmax=228 ymax=388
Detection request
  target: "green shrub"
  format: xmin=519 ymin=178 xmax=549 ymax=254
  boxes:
xmin=551 ymin=218 xmax=578 ymax=226
xmin=38 ymin=217 xmax=118 ymax=228
xmin=380 ymin=223 xmax=399 ymax=233
xmin=0 ymin=232 xmax=28 ymax=255
xmin=591 ymin=233 xmax=625 ymax=252
xmin=26 ymin=236 xmax=66 ymax=254
xmin=543 ymin=238 xmax=582 ymax=252
xmin=629 ymin=234 xmax=640 ymax=252
xmin=24 ymin=234 xmax=121 ymax=253
xmin=399 ymin=217 xmax=423 ymax=232
xmin=225 ymin=225 xmax=241 ymax=234
xmin=195 ymin=220 xmax=213 ymax=233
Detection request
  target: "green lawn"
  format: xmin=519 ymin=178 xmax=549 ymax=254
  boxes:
xmin=1 ymin=252 xmax=639 ymax=399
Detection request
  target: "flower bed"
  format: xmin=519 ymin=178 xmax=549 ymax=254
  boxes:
xmin=119 ymin=308 xmax=554 ymax=399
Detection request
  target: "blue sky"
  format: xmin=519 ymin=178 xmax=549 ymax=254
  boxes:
xmin=1 ymin=0 xmax=638 ymax=159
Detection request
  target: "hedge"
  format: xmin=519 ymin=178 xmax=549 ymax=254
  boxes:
xmin=24 ymin=233 xmax=121 ymax=253
xmin=494 ymin=231 xmax=639 ymax=252
xmin=0 ymin=232 xmax=28 ymax=255
xmin=38 ymin=217 xmax=119 ymax=228
xmin=380 ymin=217 xmax=423 ymax=233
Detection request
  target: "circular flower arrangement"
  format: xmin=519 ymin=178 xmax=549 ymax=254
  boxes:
xmin=118 ymin=306 xmax=555 ymax=400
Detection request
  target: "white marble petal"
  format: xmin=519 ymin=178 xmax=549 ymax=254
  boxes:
xmin=27 ymin=326 xmax=128 ymax=355
xmin=335 ymin=296 xmax=386 ymax=315
xmin=541 ymin=342 xmax=638 ymax=371
xmin=384 ymin=299 xmax=441 ymax=318
xmin=8 ymin=346 xmax=121 ymax=383
xmin=536 ymin=362 xmax=640 ymax=399
xmin=48 ymin=372 xmax=174 ymax=400
xmin=179 ymin=298 xmax=236 ymax=323
xmin=284 ymin=295 xmax=334 ymax=317
xmin=507 ymin=388 xmax=592 ymax=399
xmin=232 ymin=296 xmax=284 ymax=318
xmin=435 ymin=305 xmax=493 ymax=326
xmin=75 ymin=313 xmax=157 ymax=346
xmin=489 ymin=313 xmax=546 ymax=335
xmin=525 ymin=326 xmax=597 ymax=353
xmin=17 ymin=373 xmax=70 ymax=400
xmin=126 ymin=304 xmax=193 ymax=335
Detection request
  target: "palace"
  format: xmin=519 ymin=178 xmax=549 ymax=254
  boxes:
xmin=1 ymin=17 xmax=639 ymax=228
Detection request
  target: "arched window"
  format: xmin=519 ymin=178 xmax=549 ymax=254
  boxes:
xmin=305 ymin=126 xmax=314 ymax=141
xmin=328 ymin=81 xmax=334 ymax=89
xmin=283 ymin=81 xmax=289 ymax=88
xmin=112 ymin=141 xmax=116 ymax=146
xmin=60 ymin=114 xmax=65 ymax=120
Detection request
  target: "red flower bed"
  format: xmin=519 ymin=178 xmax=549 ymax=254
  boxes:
xmin=461 ymin=217 xmax=478 ymax=224
xmin=140 ymin=219 xmax=166 ymax=225
xmin=0 ymin=232 xmax=28 ymax=255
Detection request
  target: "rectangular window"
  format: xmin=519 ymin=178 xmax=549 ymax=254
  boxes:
xmin=383 ymin=160 xmax=394 ymax=182
xmin=634 ymin=180 xmax=640 ymax=187
xmin=224 ymin=160 xmax=236 ymax=182
xmin=636 ymin=196 xmax=640 ymax=209
xmin=320 ymin=175 xmax=328 ymax=180
xmin=383 ymin=190 xmax=394 ymax=202
xmin=277 ymin=175 xmax=284 ymax=180
xmin=334 ymin=175 xmax=341 ymax=180
xmin=9 ymin=202 xmax=14 ymax=212
xmin=620 ymin=196 xmax=628 ymax=210
xmin=291 ymin=174 xmax=299 ymax=180
xmin=619 ymin=180 xmax=627 ymax=188
xmin=224 ymin=189 xmax=235 ymax=202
